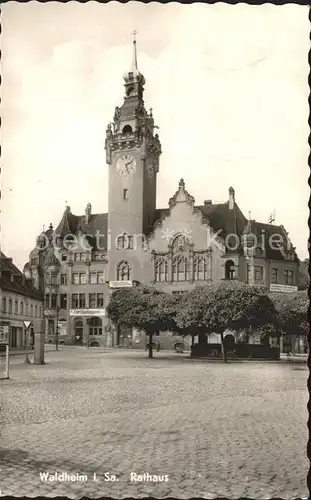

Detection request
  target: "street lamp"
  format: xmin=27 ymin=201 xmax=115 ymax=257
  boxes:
xmin=23 ymin=321 xmax=32 ymax=364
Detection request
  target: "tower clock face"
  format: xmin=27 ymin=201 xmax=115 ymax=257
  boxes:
xmin=116 ymin=154 xmax=136 ymax=176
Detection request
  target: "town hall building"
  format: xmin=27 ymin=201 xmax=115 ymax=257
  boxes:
xmin=24 ymin=38 xmax=299 ymax=348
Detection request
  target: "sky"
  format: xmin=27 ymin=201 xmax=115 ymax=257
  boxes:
xmin=0 ymin=2 xmax=309 ymax=270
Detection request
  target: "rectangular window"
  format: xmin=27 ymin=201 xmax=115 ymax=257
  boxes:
xmin=284 ymin=270 xmax=294 ymax=285
xmin=97 ymin=293 xmax=104 ymax=307
xmin=60 ymin=294 xmax=67 ymax=309
xmin=89 ymin=293 xmax=96 ymax=308
xmin=15 ymin=300 xmax=18 ymax=314
xmin=271 ymin=268 xmax=279 ymax=284
xmin=60 ymin=274 xmax=68 ymax=285
xmin=51 ymin=294 xmax=57 ymax=308
xmin=254 ymin=266 xmax=263 ymax=282
xmin=90 ymin=272 xmax=97 ymax=284
xmin=117 ymin=235 xmax=125 ymax=250
xmin=20 ymin=301 xmax=24 ymax=315
xmin=73 ymin=273 xmax=79 ymax=284
xmin=123 ymin=189 xmax=128 ymax=200
xmin=45 ymin=294 xmax=50 ymax=308
xmin=30 ymin=304 xmax=33 ymax=316
xmin=51 ymin=274 xmax=58 ymax=285
xmin=79 ymin=273 xmax=87 ymax=284
xmin=61 ymin=254 xmax=67 ymax=261
xmin=128 ymin=236 xmax=134 ymax=249
xmin=72 ymin=294 xmax=79 ymax=308
xmin=8 ymin=299 xmax=12 ymax=314
xmin=172 ymin=257 xmax=188 ymax=282
xmin=97 ymin=272 xmax=105 ymax=284
xmin=155 ymin=259 xmax=168 ymax=282
xmin=80 ymin=253 xmax=86 ymax=261
xmin=35 ymin=305 xmax=37 ymax=317
xmin=79 ymin=294 xmax=86 ymax=308
xmin=74 ymin=253 xmax=81 ymax=261
xmin=2 ymin=297 xmax=6 ymax=313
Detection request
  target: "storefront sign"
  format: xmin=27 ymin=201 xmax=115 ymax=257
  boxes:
xmin=0 ymin=325 xmax=9 ymax=344
xmin=109 ymin=281 xmax=133 ymax=288
xmin=70 ymin=309 xmax=106 ymax=316
xmin=270 ymin=284 xmax=298 ymax=293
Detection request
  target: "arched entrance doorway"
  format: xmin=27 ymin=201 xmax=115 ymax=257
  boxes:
xmin=74 ymin=318 xmax=84 ymax=345
xmin=225 ymin=260 xmax=236 ymax=280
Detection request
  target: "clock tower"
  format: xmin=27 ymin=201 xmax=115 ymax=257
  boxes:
xmin=105 ymin=33 xmax=162 ymax=282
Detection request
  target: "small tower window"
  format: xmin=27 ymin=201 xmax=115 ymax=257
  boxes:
xmin=123 ymin=189 xmax=128 ymax=200
xmin=122 ymin=125 xmax=132 ymax=134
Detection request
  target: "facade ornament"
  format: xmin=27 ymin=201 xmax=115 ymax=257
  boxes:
xmin=168 ymin=178 xmax=195 ymax=209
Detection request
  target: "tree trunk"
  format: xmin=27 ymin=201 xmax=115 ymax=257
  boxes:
xmin=148 ymin=331 xmax=153 ymax=359
xmin=198 ymin=332 xmax=207 ymax=345
xmin=220 ymin=332 xmax=227 ymax=363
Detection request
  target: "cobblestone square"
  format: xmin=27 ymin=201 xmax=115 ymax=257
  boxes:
xmin=0 ymin=348 xmax=308 ymax=498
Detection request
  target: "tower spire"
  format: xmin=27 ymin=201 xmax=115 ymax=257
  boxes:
xmin=131 ymin=29 xmax=138 ymax=71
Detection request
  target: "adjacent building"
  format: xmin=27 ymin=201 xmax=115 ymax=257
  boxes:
xmin=0 ymin=251 xmax=44 ymax=348
xmin=24 ymin=38 xmax=300 ymax=348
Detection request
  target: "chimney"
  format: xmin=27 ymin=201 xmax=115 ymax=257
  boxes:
xmin=85 ymin=203 xmax=92 ymax=224
xmin=204 ymin=200 xmax=212 ymax=206
xmin=228 ymin=187 xmax=235 ymax=210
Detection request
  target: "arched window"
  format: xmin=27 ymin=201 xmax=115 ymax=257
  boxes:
xmin=172 ymin=234 xmax=188 ymax=253
xmin=225 ymin=260 xmax=236 ymax=280
xmin=117 ymin=261 xmax=132 ymax=281
xmin=154 ymin=257 xmax=168 ymax=282
xmin=88 ymin=317 xmax=102 ymax=336
xmin=122 ymin=125 xmax=132 ymax=134
xmin=172 ymin=255 xmax=188 ymax=282
xmin=193 ymin=254 xmax=208 ymax=281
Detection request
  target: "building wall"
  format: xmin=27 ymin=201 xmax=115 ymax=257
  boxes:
xmin=0 ymin=288 xmax=44 ymax=348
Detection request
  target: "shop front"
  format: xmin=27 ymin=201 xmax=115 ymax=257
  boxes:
xmin=70 ymin=309 xmax=107 ymax=346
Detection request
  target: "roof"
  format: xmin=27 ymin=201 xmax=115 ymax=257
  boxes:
xmin=0 ymin=251 xmax=44 ymax=301
xmin=54 ymin=209 xmax=108 ymax=250
xmin=51 ymin=200 xmax=296 ymax=262
xmin=154 ymin=203 xmax=296 ymax=261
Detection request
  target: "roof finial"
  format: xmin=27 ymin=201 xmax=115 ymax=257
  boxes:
xmin=131 ymin=29 xmax=138 ymax=70
xmin=248 ymin=210 xmax=252 ymax=221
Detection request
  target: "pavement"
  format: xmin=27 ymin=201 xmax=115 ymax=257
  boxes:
xmin=0 ymin=348 xmax=308 ymax=498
